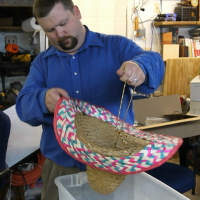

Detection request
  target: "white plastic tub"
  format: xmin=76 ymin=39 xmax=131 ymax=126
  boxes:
xmin=54 ymin=172 xmax=190 ymax=200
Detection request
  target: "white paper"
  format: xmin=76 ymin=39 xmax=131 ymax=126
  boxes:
xmin=4 ymin=105 xmax=42 ymax=167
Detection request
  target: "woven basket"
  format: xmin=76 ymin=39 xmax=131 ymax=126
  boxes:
xmin=87 ymin=166 xmax=126 ymax=194
xmin=54 ymin=97 xmax=183 ymax=194
xmin=75 ymin=112 xmax=149 ymax=194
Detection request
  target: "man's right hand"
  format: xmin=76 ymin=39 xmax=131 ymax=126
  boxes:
xmin=45 ymin=88 xmax=69 ymax=113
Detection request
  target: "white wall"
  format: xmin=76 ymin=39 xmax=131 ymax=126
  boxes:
xmin=74 ymin=0 xmax=127 ymax=36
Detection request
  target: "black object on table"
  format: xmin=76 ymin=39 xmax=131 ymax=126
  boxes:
xmin=0 ymin=61 xmax=31 ymax=93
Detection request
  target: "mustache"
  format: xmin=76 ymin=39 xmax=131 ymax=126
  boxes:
xmin=57 ymin=36 xmax=73 ymax=42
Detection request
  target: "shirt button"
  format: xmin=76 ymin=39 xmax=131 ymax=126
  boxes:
xmin=73 ymin=56 xmax=75 ymax=59
xmin=76 ymin=90 xmax=79 ymax=93
xmin=74 ymin=72 xmax=77 ymax=75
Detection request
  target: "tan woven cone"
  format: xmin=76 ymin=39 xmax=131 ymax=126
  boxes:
xmin=75 ymin=113 xmax=149 ymax=194
xmin=87 ymin=165 xmax=126 ymax=195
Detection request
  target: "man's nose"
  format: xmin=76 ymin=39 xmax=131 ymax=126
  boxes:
xmin=55 ymin=27 xmax=65 ymax=38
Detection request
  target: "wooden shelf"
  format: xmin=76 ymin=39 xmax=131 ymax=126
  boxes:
xmin=154 ymin=21 xmax=200 ymax=27
xmin=0 ymin=26 xmax=22 ymax=30
xmin=0 ymin=5 xmax=32 ymax=7
xmin=0 ymin=6 xmax=32 ymax=28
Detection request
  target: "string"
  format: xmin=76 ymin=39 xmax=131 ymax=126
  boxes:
xmin=113 ymin=81 xmax=136 ymax=148
xmin=117 ymin=82 xmax=127 ymax=119
xmin=123 ymin=87 xmax=136 ymax=121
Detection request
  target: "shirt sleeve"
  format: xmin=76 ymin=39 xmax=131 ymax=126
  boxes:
xmin=131 ymin=51 xmax=165 ymax=94
xmin=16 ymin=54 xmax=52 ymax=126
xmin=117 ymin=36 xmax=165 ymax=95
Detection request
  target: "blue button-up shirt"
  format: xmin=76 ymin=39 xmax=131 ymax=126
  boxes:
xmin=16 ymin=26 xmax=164 ymax=168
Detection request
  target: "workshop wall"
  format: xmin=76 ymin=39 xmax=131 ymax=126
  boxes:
xmin=0 ymin=0 xmax=195 ymax=91
xmin=0 ymin=1 xmax=45 ymax=92
xmin=127 ymin=0 xmax=191 ymax=54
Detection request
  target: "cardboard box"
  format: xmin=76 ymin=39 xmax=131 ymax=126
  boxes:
xmin=162 ymin=32 xmax=172 ymax=44
xmin=134 ymin=95 xmax=200 ymax=138
xmin=163 ymin=44 xmax=179 ymax=61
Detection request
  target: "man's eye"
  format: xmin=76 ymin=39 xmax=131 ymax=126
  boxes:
xmin=60 ymin=22 xmax=66 ymax=26
xmin=46 ymin=29 xmax=54 ymax=33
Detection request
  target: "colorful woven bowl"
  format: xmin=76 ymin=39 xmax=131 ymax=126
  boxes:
xmin=54 ymin=97 xmax=183 ymax=194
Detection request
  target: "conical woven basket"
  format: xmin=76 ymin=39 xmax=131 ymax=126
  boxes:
xmin=54 ymin=97 xmax=183 ymax=194
xmin=75 ymin=112 xmax=149 ymax=194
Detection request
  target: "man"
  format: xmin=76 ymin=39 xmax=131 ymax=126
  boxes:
xmin=16 ymin=0 xmax=164 ymax=199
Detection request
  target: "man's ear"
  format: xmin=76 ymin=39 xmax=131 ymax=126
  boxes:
xmin=73 ymin=6 xmax=82 ymax=19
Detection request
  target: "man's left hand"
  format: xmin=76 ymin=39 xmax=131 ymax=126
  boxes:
xmin=116 ymin=61 xmax=146 ymax=87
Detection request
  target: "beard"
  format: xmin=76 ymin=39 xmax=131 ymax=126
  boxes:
xmin=57 ymin=36 xmax=78 ymax=51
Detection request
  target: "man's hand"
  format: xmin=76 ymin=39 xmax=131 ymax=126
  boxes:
xmin=45 ymin=88 xmax=69 ymax=113
xmin=116 ymin=61 xmax=146 ymax=87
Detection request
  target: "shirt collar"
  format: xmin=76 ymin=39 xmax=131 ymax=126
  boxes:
xmin=80 ymin=25 xmax=105 ymax=50
xmin=42 ymin=25 xmax=104 ymax=58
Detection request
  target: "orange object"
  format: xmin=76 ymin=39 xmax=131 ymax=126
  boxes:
xmin=11 ymin=152 xmax=45 ymax=188
xmin=135 ymin=17 xmax=139 ymax=37
xmin=6 ymin=43 xmax=19 ymax=53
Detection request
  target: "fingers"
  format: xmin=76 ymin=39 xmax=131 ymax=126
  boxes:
xmin=126 ymin=72 xmax=143 ymax=87
xmin=116 ymin=68 xmax=124 ymax=77
xmin=56 ymin=88 xmax=69 ymax=98
xmin=117 ymin=61 xmax=145 ymax=87
xmin=45 ymin=88 xmax=69 ymax=113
